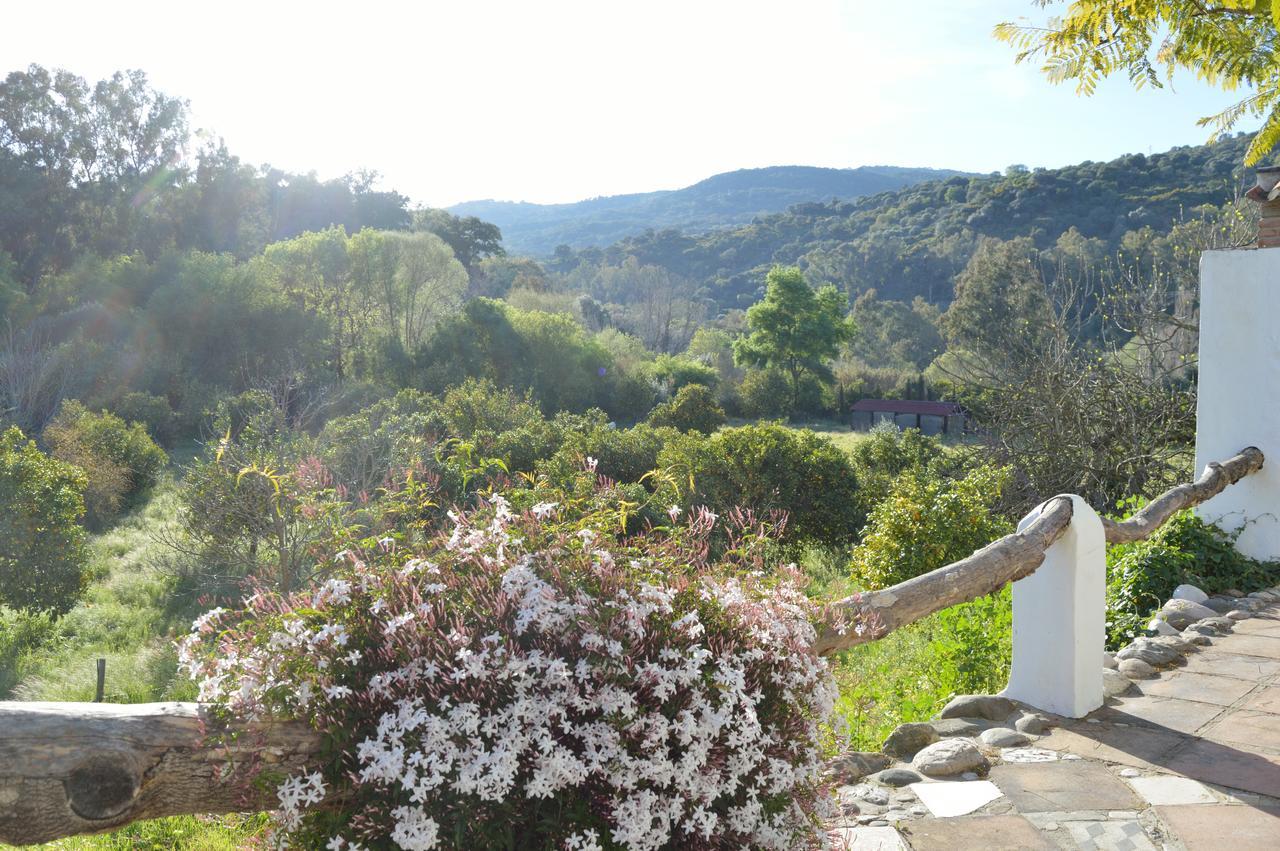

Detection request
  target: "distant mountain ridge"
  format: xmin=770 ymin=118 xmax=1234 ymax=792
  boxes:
xmin=448 ymin=165 xmax=972 ymax=255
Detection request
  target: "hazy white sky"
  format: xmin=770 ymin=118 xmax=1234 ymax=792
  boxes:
xmin=2 ymin=1 xmax=1258 ymax=207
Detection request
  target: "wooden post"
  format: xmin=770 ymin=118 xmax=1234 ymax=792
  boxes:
xmin=94 ymin=658 xmax=105 ymax=703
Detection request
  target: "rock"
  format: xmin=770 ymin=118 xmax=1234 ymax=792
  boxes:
xmin=980 ymin=727 xmax=1031 ymax=748
xmin=1224 ymin=588 xmax=1245 ymax=598
xmin=1181 ymin=630 xmax=1212 ymax=646
xmin=1160 ymin=599 xmax=1219 ymax=629
xmin=853 ymin=784 xmax=890 ymax=806
xmin=960 ymin=771 xmax=979 ymax=780
xmin=1150 ymin=635 xmax=1194 ymax=654
xmin=930 ymin=717 xmax=1000 ymax=738
xmin=870 ymin=768 xmax=922 ymax=787
xmin=913 ymin=738 xmax=987 ymax=776
xmin=1172 ymin=584 xmax=1209 ymax=604
xmin=1103 ymin=668 xmax=1134 ymax=697
xmin=1201 ymin=616 xmax=1235 ymax=631
xmin=1116 ymin=640 xmax=1182 ymax=668
xmin=1119 ymin=768 xmax=1141 ymax=778
xmin=1102 ymin=652 xmax=1118 ymax=670
xmin=1118 ymin=658 xmax=1156 ymax=679
xmin=826 ymin=751 xmax=892 ymax=782
xmin=1202 ymin=597 xmax=1236 ymax=614
xmin=1149 ymin=618 xmax=1180 ymax=636
xmin=1186 ymin=622 xmax=1223 ymax=637
xmin=882 ymin=722 xmax=939 ymax=760
xmin=1227 ymin=609 xmax=1251 ymax=620
xmin=1013 ymin=713 xmax=1051 ymax=735
xmin=938 ymin=694 xmax=1017 ymax=721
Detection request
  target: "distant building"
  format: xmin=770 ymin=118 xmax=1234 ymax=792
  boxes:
xmin=850 ymin=399 xmax=967 ymax=436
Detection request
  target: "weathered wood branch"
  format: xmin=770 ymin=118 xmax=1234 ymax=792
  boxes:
xmin=812 ymin=496 xmax=1074 ymax=656
xmin=1100 ymin=447 xmax=1264 ymax=544
xmin=0 ymin=701 xmax=321 ymax=846
xmin=813 ymin=446 xmax=1264 ymax=656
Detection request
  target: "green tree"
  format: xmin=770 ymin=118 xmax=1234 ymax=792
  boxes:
xmin=996 ymin=1 xmax=1280 ymax=163
xmin=0 ymin=426 xmax=88 ymax=614
xmin=732 ymin=266 xmax=854 ymax=412
xmin=940 ymin=238 xmax=1053 ymax=366
xmin=412 ymin=208 xmax=505 ymax=274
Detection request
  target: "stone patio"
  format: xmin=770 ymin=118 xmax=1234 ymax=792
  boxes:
xmin=829 ymin=599 xmax=1280 ymax=849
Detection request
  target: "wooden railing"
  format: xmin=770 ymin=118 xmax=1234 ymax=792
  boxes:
xmin=0 ymin=447 xmax=1264 ymax=846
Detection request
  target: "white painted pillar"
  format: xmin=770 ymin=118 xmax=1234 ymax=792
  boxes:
xmin=1195 ymin=248 xmax=1280 ymax=561
xmin=1002 ymin=495 xmax=1106 ymax=718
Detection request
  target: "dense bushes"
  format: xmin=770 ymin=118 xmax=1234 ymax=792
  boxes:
xmin=849 ymin=463 xmax=1011 ymax=589
xmin=0 ymin=427 xmax=89 ymax=614
xmin=180 ymin=490 xmax=836 ymax=849
xmin=45 ymin=401 xmax=167 ymax=528
xmin=659 ymin=423 xmax=862 ymax=548
xmin=645 ymin=384 xmax=725 ymax=434
xmin=1105 ymin=510 xmax=1279 ymax=647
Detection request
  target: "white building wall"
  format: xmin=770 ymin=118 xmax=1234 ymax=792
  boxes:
xmin=1195 ymin=248 xmax=1280 ymax=561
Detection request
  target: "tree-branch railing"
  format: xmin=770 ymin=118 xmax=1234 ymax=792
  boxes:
xmin=0 ymin=447 xmax=1264 ymax=845
xmin=812 ymin=446 xmax=1264 ymax=655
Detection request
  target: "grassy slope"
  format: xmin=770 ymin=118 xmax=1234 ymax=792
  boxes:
xmin=1 ymin=479 xmax=263 ymax=849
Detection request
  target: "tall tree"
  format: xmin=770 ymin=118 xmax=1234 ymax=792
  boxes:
xmin=733 ymin=266 xmax=854 ymax=411
xmin=996 ymin=1 xmax=1280 ymax=162
xmin=412 ymin=209 xmax=505 ymax=274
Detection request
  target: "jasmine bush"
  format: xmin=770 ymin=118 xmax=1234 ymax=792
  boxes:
xmin=179 ymin=482 xmax=844 ymax=850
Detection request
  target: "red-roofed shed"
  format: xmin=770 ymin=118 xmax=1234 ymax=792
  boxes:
xmin=850 ymin=399 xmax=968 ymax=435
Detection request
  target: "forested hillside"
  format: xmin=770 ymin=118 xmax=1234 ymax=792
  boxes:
xmin=559 ymin=133 xmax=1260 ymax=310
xmin=449 ymin=165 xmax=966 ymax=254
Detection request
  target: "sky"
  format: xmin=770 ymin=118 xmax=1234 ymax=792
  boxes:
xmin=1 ymin=0 xmax=1260 ymax=208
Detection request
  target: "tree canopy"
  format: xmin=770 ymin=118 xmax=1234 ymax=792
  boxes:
xmin=733 ymin=266 xmax=854 ymax=408
xmin=996 ymin=1 xmax=1280 ymax=163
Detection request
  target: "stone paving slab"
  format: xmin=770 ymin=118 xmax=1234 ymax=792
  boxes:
xmin=1213 ymin=633 xmax=1280 ymax=658
xmin=1134 ymin=670 xmax=1260 ymax=707
xmin=1155 ymin=804 xmax=1280 ymax=850
xmin=1037 ymin=725 xmax=1186 ymax=771
xmin=909 ymin=779 xmax=1002 ymax=817
xmin=828 ymin=824 xmax=908 ymax=850
xmin=1200 ymin=708 xmax=1280 ymax=750
xmin=1097 ymin=695 xmax=1226 ymax=733
xmin=1061 ymin=818 xmax=1156 ymax=851
xmin=1240 ymin=684 xmax=1280 ymax=713
xmin=1125 ymin=774 xmax=1217 ymax=805
xmin=902 ymin=814 xmax=1055 ymax=850
xmin=1176 ymin=649 xmax=1280 ymax=681
xmin=1163 ymin=735 xmax=1280 ymax=796
xmin=990 ymin=761 xmax=1143 ymax=813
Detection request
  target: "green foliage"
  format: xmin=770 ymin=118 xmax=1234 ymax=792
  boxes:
xmin=850 ymin=464 xmax=1011 ymax=589
xmin=829 ymin=589 xmax=1012 ymax=751
xmin=0 ymin=606 xmax=56 ymax=696
xmin=0 ymin=427 xmax=88 ymax=614
xmin=646 ymin=384 xmax=726 ymax=434
xmin=104 ymin=391 xmax=179 ymax=447
xmin=1105 ymin=509 xmax=1278 ymax=648
xmin=940 ymin=237 xmax=1052 ymax=362
xmin=658 ymin=423 xmax=862 ymax=548
xmin=45 ymin=401 xmax=167 ymax=528
xmin=846 ymin=423 xmax=948 ymax=518
xmin=734 ymin=266 xmax=854 ymax=412
xmin=847 ymin=290 xmax=943 ymax=371
xmin=995 ymin=2 xmax=1280 ymax=164
xmin=738 ymin=368 xmax=793 ymax=419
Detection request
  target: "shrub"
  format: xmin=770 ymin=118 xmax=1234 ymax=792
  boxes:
xmin=107 ymin=391 xmax=179 ymax=447
xmin=45 ymin=401 xmax=168 ymax=528
xmin=646 ymin=384 xmax=726 ymax=435
xmin=318 ymin=390 xmax=443 ymax=494
xmin=1105 ymin=509 xmax=1277 ymax=648
xmin=738 ymin=369 xmax=791 ymax=419
xmin=540 ymin=422 xmax=677 ymax=486
xmin=658 ymin=424 xmax=862 ymax=548
xmin=0 ymin=427 xmax=89 ymax=614
xmin=846 ymin=424 xmax=947 ymax=517
xmin=179 ymin=493 xmax=837 ymax=850
xmin=850 ymin=464 xmax=1011 ymax=589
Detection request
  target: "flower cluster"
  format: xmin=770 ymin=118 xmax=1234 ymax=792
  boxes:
xmin=179 ymin=493 xmax=838 ymax=850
